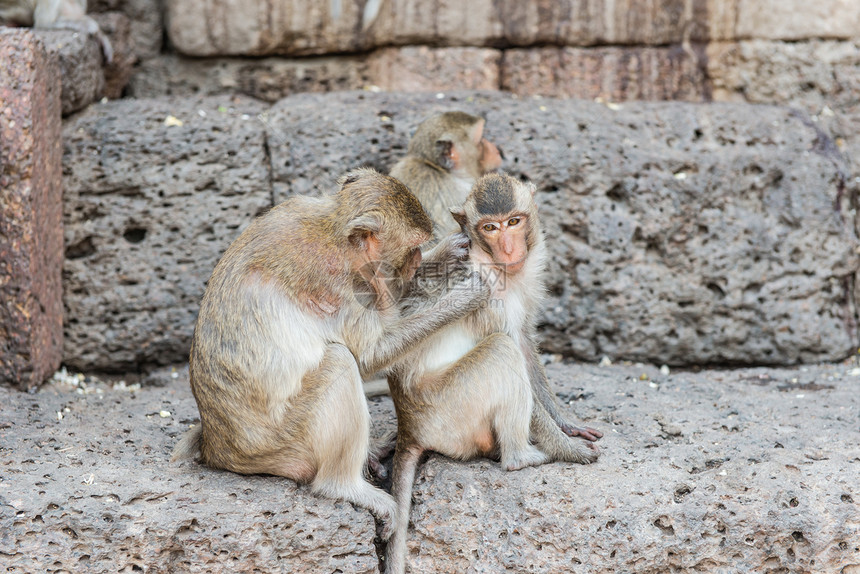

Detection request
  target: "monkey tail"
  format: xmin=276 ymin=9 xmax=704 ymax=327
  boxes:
xmin=170 ymin=424 xmax=203 ymax=462
xmin=385 ymin=442 xmax=423 ymax=574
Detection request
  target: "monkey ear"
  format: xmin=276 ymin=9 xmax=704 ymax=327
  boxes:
xmin=526 ymin=182 xmax=537 ymax=197
xmin=469 ymin=118 xmax=486 ymax=145
xmin=347 ymin=214 xmax=381 ymax=250
xmin=435 ymin=139 xmax=458 ymax=171
xmin=450 ymin=208 xmax=468 ymax=230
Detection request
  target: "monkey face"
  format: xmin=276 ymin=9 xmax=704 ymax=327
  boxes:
xmin=475 ymin=214 xmax=530 ymax=275
xmin=400 ymin=247 xmax=423 ymax=282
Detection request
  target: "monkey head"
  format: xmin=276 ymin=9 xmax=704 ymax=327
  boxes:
xmin=408 ymin=112 xmax=503 ymax=181
xmin=338 ymin=168 xmax=433 ymax=308
xmin=452 ymin=173 xmax=539 ymax=276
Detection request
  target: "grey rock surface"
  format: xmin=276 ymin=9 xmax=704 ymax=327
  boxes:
xmin=61 ymin=95 xmax=270 ymax=372
xmin=706 ymin=39 xmax=860 ymax=182
xmin=0 ymin=366 xmax=380 ymax=573
xmin=60 ymin=92 xmax=859 ymax=370
xmin=264 ymin=91 xmax=859 ymax=366
xmin=1 ymin=362 xmax=858 ymax=572
xmin=34 ymin=29 xmax=105 ymax=116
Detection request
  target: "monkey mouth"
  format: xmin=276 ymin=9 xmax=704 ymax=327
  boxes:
xmin=501 ymin=257 xmax=527 ymax=274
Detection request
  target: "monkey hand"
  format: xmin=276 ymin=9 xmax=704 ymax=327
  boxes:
xmin=442 ymin=231 xmax=471 ymax=263
xmin=560 ymin=422 xmax=603 ymax=442
xmin=422 ymin=231 xmax=470 ymax=267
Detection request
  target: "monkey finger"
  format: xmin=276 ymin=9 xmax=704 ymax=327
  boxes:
xmin=585 ymin=442 xmax=600 ymax=453
xmin=561 ymin=423 xmax=604 ymax=442
xmin=451 ymin=232 xmax=471 ymax=249
xmin=367 ymin=453 xmax=388 ymax=482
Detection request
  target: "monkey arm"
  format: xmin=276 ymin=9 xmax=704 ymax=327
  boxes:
xmin=521 ymin=335 xmax=603 ymax=442
xmin=358 ymin=273 xmax=488 ymax=377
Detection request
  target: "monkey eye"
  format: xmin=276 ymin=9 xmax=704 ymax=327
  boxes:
xmin=507 ymin=217 xmax=521 ymax=226
xmin=482 ymin=223 xmax=497 ymax=233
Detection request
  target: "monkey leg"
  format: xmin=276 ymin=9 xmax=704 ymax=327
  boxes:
xmin=530 ymin=401 xmax=600 ymax=465
xmin=416 ymin=332 xmax=548 ymax=471
xmin=304 ymin=344 xmax=397 ymax=536
xmin=524 ymin=347 xmax=603 ymax=442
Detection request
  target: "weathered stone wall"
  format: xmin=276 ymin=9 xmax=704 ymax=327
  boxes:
xmin=7 ymin=0 xmax=860 ymax=380
xmin=121 ymin=0 xmax=860 ymax=191
xmin=61 ymin=92 xmax=859 ymax=371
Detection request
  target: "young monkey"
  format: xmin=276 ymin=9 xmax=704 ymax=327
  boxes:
xmin=390 ymin=111 xmax=503 ymax=240
xmin=385 ymin=173 xmax=602 ymax=574
xmin=171 ymin=168 xmax=489 ymax=537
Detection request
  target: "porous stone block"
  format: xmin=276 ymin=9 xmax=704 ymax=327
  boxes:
xmin=0 ymin=29 xmax=63 ymax=390
xmin=264 ymin=91 xmax=859 ymax=366
xmin=61 ymin=96 xmax=270 ymax=372
xmin=34 ymin=28 xmax=104 ymax=116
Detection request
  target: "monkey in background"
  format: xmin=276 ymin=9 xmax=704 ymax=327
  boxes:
xmin=171 ymin=169 xmax=489 ymax=535
xmin=0 ymin=0 xmax=112 ymax=61
xmin=390 ymin=111 xmax=503 ymax=240
xmin=385 ymin=173 xmax=602 ymax=574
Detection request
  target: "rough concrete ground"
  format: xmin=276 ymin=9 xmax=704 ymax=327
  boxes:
xmin=1 ymin=361 xmax=858 ymax=573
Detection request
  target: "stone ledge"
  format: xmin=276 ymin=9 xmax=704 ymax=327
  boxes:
xmin=1 ymin=362 xmax=858 ymax=572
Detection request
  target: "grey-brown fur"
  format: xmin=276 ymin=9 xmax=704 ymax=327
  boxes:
xmin=389 ymin=111 xmax=502 ymax=239
xmin=171 ymin=168 xmax=489 ymax=536
xmin=385 ymin=173 xmax=601 ymax=573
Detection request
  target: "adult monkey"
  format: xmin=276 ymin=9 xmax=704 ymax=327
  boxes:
xmin=385 ymin=173 xmax=602 ymax=573
xmin=172 ymin=168 xmax=489 ymax=536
